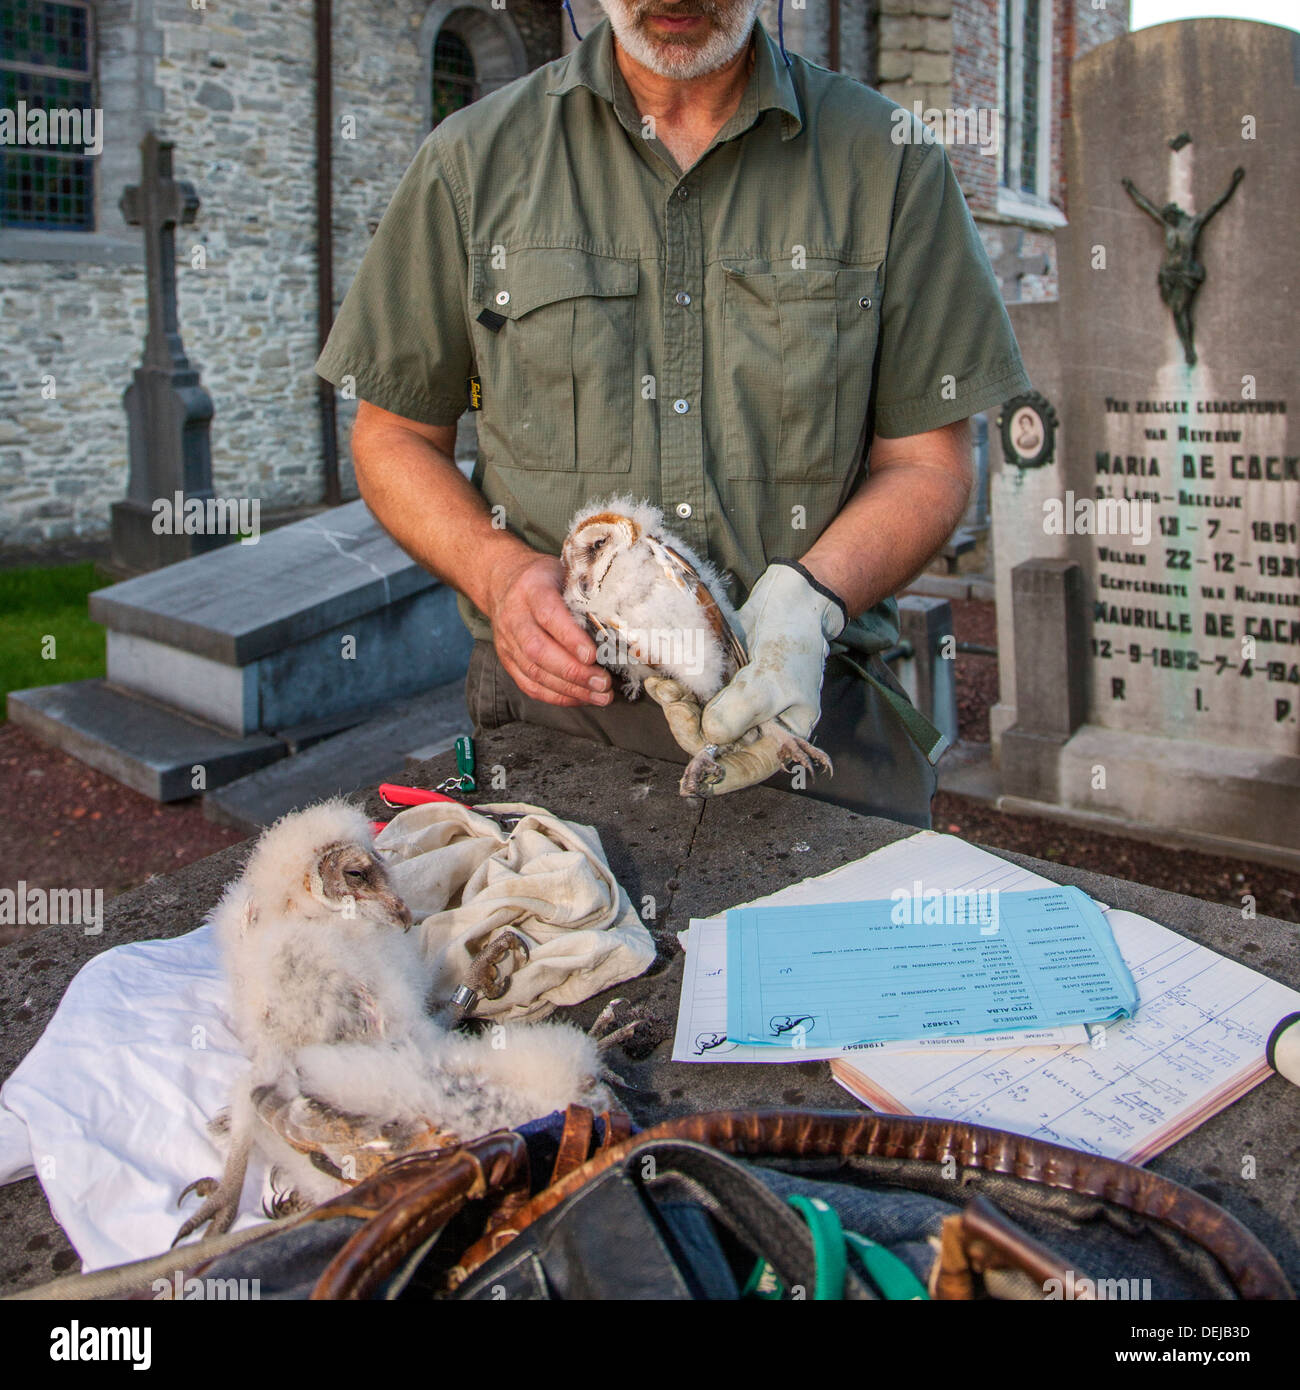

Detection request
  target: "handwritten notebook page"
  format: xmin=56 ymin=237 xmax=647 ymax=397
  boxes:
xmin=834 ymin=902 xmax=1300 ymax=1164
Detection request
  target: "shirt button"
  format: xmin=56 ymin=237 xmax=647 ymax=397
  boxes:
xmin=676 ymin=186 xmax=689 ymax=200
xmin=673 ymin=398 xmax=690 ymax=414
xmin=495 ymin=290 xmax=510 ymax=306
xmin=676 ymin=502 xmax=693 ymax=520
xmin=859 ymin=296 xmax=872 ymax=310
xmin=675 ymin=291 xmax=691 ymax=306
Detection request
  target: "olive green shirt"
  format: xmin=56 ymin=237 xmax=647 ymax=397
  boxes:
xmin=316 ymin=16 xmax=1031 ymax=659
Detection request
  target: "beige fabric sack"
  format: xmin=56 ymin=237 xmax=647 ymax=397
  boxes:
xmin=376 ymin=801 xmax=655 ymax=1022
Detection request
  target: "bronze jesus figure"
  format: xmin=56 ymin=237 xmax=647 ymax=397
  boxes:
xmin=1122 ymin=166 xmax=1244 ymax=366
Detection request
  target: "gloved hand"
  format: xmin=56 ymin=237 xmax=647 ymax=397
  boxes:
xmin=644 ymin=676 xmax=793 ymax=796
xmin=701 ymin=560 xmax=847 ymax=746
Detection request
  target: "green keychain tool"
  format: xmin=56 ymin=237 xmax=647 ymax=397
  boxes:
xmin=435 ymin=735 xmax=476 ymax=794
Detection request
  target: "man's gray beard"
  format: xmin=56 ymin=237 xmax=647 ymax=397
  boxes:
xmin=598 ymin=1 xmax=763 ymax=80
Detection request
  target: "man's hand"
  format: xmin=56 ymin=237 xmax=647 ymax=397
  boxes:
xmin=484 ymin=550 xmax=612 ymax=709
xmin=349 ymin=401 xmax=610 ymax=711
xmin=700 ymin=561 xmax=847 ymax=747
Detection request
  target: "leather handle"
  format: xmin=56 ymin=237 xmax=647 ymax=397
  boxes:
xmin=310 ymin=1131 xmax=528 ymax=1301
xmin=449 ymin=1110 xmax=1293 ymax=1299
xmin=933 ymin=1196 xmax=1086 ymax=1300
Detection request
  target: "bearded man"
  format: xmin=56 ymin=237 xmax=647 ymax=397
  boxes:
xmin=316 ymin=1 xmax=1031 ymax=825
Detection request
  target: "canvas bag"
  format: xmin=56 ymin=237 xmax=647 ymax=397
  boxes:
xmin=12 ymin=1108 xmax=1290 ymax=1302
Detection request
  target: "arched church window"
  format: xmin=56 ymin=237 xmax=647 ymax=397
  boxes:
xmin=431 ymin=27 xmax=478 ymax=127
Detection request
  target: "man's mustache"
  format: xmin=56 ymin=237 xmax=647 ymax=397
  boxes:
xmin=633 ymin=3 xmax=722 ymax=21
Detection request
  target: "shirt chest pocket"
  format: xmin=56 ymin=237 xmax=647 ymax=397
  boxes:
xmin=471 ymin=249 xmax=640 ymax=472
xmin=721 ymin=258 xmax=884 ymax=483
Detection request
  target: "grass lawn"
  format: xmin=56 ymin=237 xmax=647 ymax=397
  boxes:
xmin=0 ymin=562 xmax=109 ymax=719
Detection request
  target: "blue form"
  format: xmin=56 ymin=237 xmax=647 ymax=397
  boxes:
xmin=726 ymin=886 xmax=1139 ymax=1050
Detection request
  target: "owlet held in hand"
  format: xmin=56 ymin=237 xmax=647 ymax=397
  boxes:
xmin=561 ymin=496 xmax=832 ymax=796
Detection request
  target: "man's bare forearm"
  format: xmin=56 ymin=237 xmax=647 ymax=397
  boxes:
xmin=350 ymin=404 xmax=533 ymax=617
xmin=799 ymin=420 xmax=973 ymax=618
xmin=350 ymin=401 xmax=608 ymax=704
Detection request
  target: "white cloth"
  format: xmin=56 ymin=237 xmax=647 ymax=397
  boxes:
xmin=0 ymin=800 xmax=652 ymax=1272
xmin=378 ymin=800 xmax=655 ymax=1021
xmin=0 ymin=924 xmax=275 ymax=1271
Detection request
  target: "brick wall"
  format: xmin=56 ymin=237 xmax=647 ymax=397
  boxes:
xmin=950 ymin=0 xmax=999 ymax=212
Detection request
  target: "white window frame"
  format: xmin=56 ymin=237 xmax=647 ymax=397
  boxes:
xmin=997 ymin=0 xmax=1063 ymax=227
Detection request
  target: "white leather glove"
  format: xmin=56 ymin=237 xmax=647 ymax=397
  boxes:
xmin=701 ymin=560 xmax=847 ymax=746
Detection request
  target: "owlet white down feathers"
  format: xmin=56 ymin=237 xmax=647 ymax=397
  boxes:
xmin=175 ymin=799 xmax=608 ymax=1244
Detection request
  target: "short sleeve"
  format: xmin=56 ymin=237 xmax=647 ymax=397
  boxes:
xmin=315 ymin=132 xmax=472 ymax=426
xmin=872 ymin=136 xmax=1032 ymax=438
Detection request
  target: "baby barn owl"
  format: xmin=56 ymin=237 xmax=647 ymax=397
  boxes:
xmin=561 ymin=496 xmax=831 ymax=796
xmin=175 ymin=798 xmax=607 ymax=1243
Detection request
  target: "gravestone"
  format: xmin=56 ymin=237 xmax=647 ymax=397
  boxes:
xmin=111 ymin=132 xmax=223 ymax=573
xmin=990 ymin=20 xmax=1300 ymax=865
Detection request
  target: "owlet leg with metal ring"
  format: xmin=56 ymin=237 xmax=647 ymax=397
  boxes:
xmin=450 ymin=983 xmax=480 ymax=1020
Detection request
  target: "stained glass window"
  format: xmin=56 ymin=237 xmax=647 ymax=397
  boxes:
xmin=0 ymin=0 xmax=95 ymax=229
xmin=1000 ymin=0 xmax=1045 ymax=199
xmin=1020 ymin=0 xmax=1040 ymax=197
xmin=431 ymin=30 xmax=477 ymax=129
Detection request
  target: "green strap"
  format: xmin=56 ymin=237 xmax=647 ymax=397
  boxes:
xmin=843 ymin=1232 xmax=931 ymax=1301
xmin=786 ymin=1195 xmax=848 ymax=1301
xmin=742 ymin=1194 xmax=846 ymax=1300
xmin=833 ymin=650 xmax=950 ymax=767
xmin=741 ymin=1194 xmax=935 ymax=1301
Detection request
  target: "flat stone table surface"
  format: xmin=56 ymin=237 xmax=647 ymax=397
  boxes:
xmin=2 ymin=722 xmax=1297 ymax=1294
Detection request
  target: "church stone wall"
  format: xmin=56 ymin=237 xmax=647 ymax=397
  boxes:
xmin=0 ymin=0 xmax=553 ymax=548
xmin=0 ymin=0 xmax=1118 ymax=548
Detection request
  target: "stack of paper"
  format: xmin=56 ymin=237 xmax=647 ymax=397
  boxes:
xmin=672 ymin=832 xmax=1300 ymax=1164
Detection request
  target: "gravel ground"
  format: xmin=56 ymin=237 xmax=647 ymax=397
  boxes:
xmin=0 ymin=724 xmax=243 ymax=947
xmin=1 ymin=597 xmax=1296 ymax=943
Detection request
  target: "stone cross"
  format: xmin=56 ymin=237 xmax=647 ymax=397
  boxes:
xmin=111 ymin=132 xmax=221 ymax=573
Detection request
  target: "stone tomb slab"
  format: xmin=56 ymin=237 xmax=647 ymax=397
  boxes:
xmin=2 ymin=723 xmax=1298 ymax=1293
xmin=6 ymin=679 xmax=283 ymax=802
xmin=89 ymin=499 xmax=473 ymax=736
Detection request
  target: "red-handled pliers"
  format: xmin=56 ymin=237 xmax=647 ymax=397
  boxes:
xmin=370 ymin=783 xmax=465 ymax=835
